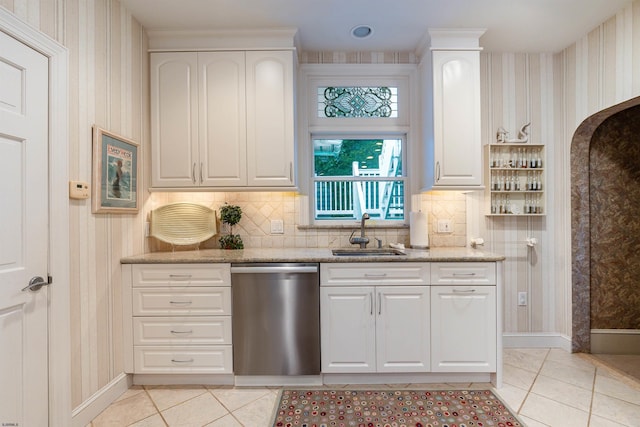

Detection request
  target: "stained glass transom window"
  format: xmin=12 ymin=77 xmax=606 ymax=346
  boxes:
xmin=317 ymin=86 xmax=398 ymax=118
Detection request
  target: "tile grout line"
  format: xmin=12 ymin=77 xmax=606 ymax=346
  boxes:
xmin=586 ymin=366 xmax=598 ymax=427
xmin=207 ymin=386 xmax=278 ymax=426
xmin=139 ymin=386 xmax=168 ymax=427
xmin=515 ymin=348 xmax=550 ymax=421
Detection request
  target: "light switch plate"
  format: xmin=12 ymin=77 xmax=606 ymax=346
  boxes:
xmin=270 ymin=219 xmax=284 ymax=234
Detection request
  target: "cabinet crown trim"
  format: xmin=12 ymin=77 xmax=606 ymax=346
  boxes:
xmin=148 ymin=29 xmax=299 ymax=51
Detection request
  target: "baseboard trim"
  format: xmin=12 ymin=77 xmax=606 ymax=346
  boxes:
xmin=503 ymin=333 xmax=572 ymax=352
xmin=132 ymin=373 xmax=235 ymax=386
xmin=71 ymin=373 xmax=132 ymax=427
xmin=591 ymin=329 xmax=640 ymax=354
xmin=322 ymin=372 xmax=492 ymax=385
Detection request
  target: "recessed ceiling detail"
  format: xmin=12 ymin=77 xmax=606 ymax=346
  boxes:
xmin=120 ymin=0 xmax=633 ymax=52
xmin=351 ymin=25 xmax=373 ymax=39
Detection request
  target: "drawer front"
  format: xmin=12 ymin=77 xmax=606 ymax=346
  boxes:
xmin=430 ymin=262 xmax=496 ymax=285
xmin=320 ymin=263 xmax=429 ymax=286
xmin=132 ymin=287 xmax=231 ymax=316
xmin=133 ymin=316 xmax=232 ymax=345
xmin=132 ymin=264 xmax=231 ymax=287
xmin=133 ymin=346 xmax=232 ymax=374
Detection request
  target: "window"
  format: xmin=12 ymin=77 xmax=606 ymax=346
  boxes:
xmin=317 ymin=86 xmax=398 ymax=118
xmin=302 ymin=69 xmax=415 ymax=225
xmin=313 ymin=136 xmax=406 ymax=223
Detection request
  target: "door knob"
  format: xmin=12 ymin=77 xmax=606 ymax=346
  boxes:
xmin=22 ymin=276 xmax=50 ymax=292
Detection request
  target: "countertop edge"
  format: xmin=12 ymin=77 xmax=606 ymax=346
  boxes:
xmin=120 ymin=248 xmax=506 ymax=264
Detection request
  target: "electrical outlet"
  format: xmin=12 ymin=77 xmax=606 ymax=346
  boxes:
xmin=270 ymin=219 xmax=284 ymax=234
xmin=518 ymin=292 xmax=528 ymax=306
xmin=437 ymin=219 xmax=452 ymax=233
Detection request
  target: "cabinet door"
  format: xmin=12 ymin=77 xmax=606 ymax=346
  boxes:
xmin=431 ymin=50 xmax=482 ymax=188
xmin=376 ymin=286 xmax=430 ymax=372
xmin=245 ymin=51 xmax=295 ymax=187
xmin=150 ymin=52 xmax=200 ymax=187
xmin=320 ymin=286 xmax=376 ymax=373
xmin=431 ymin=286 xmax=496 ymax=372
xmin=198 ymin=52 xmax=247 ymax=186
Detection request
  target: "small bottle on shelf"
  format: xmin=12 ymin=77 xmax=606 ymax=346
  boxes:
xmin=529 ymin=151 xmax=535 ymax=168
xmin=536 ymin=194 xmax=542 ymax=214
xmin=536 ymin=149 xmax=542 ymax=168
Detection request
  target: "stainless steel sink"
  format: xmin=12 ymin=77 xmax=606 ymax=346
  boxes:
xmin=331 ymin=248 xmax=406 ymax=256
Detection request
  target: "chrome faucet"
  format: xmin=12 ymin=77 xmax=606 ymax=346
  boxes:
xmin=349 ymin=212 xmax=370 ymax=248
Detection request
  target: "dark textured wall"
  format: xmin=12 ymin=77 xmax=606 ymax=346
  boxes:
xmin=589 ymin=105 xmax=640 ymax=329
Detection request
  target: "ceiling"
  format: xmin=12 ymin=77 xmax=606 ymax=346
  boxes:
xmin=121 ymin=0 xmax=633 ymax=53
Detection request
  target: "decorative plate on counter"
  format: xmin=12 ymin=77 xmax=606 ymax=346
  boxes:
xmin=150 ymin=202 xmax=217 ymax=245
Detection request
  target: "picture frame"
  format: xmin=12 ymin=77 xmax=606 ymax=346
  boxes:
xmin=92 ymin=126 xmax=139 ymax=213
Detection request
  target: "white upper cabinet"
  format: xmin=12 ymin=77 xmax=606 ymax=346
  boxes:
xmin=421 ymin=29 xmax=485 ymax=190
xmin=199 ymin=52 xmax=247 ymax=187
xmin=150 ymin=53 xmax=199 ymax=187
xmin=246 ymin=51 xmax=295 ymax=186
xmin=150 ymin=50 xmax=295 ymax=189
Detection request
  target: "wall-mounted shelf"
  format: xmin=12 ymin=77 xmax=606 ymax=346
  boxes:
xmin=485 ymin=143 xmax=546 ymax=216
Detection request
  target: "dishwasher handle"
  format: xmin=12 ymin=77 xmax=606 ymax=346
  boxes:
xmin=231 ymin=264 xmax=318 ymax=274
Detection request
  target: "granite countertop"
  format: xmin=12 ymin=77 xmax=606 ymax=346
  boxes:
xmin=121 ymin=247 xmax=505 ymax=264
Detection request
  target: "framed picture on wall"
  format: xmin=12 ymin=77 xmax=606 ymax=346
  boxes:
xmin=92 ymin=126 xmax=139 ymax=213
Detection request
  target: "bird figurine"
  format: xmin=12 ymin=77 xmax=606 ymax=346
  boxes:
xmin=506 ymin=122 xmax=530 ymax=143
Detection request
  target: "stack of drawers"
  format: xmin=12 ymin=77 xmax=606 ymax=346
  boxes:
xmin=128 ymin=263 xmax=232 ymax=374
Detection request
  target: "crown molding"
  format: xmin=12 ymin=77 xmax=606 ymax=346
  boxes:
xmin=147 ymin=28 xmax=299 ymax=52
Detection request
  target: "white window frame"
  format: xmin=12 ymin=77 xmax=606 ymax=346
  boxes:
xmin=298 ymin=64 xmax=419 ymax=226
xmin=311 ymin=134 xmax=408 ymax=225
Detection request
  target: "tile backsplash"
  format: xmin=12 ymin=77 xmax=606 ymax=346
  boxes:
xmin=145 ymin=191 xmax=466 ymax=252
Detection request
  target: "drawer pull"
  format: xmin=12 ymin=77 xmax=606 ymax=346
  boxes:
xmin=171 ymin=358 xmax=194 ymax=363
xmin=365 ymin=273 xmax=387 ymax=278
xmin=452 ymin=272 xmax=477 ymax=276
xmin=452 ymin=289 xmax=476 ymax=293
xmin=169 ymin=274 xmax=192 ymax=279
xmin=169 ymin=301 xmax=193 ymax=305
xmin=170 ymin=330 xmax=193 ymax=334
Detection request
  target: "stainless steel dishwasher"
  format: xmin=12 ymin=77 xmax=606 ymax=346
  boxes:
xmin=231 ymin=263 xmax=320 ymax=376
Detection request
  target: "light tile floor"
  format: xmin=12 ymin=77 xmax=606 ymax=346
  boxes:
xmin=88 ymin=348 xmax=640 ymax=427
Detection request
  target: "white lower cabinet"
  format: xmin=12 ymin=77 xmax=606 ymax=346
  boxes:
xmin=123 ymin=263 xmax=233 ymax=375
xmin=430 ymin=285 xmax=496 ymax=372
xmin=320 ymin=261 xmax=499 ymax=377
xmin=320 ymin=263 xmax=430 ymax=373
xmin=430 ymin=261 xmax=497 ymax=372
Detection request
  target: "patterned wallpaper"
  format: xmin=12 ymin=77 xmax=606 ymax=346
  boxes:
xmin=299 ymin=51 xmax=418 ymax=64
xmin=4 ymin=0 xmax=150 ymax=412
xmin=588 ymin=105 xmax=640 ymax=329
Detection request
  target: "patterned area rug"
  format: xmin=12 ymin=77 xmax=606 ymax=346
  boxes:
xmin=271 ymin=389 xmax=522 ymax=427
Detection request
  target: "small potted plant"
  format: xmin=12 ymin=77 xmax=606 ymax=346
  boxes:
xmin=218 ymin=204 xmax=244 ymax=249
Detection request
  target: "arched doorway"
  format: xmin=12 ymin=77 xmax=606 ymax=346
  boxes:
xmin=571 ymin=96 xmax=640 ymax=379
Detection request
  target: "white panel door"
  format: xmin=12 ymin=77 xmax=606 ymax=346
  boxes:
xmin=245 ymin=51 xmax=295 ymax=187
xmin=150 ymin=52 xmax=199 ymax=187
xmin=320 ymin=286 xmax=376 ymax=373
xmin=431 ymin=50 xmax=482 ymax=187
xmin=376 ymin=286 xmax=430 ymax=372
xmin=0 ymin=31 xmax=49 ymax=427
xmin=431 ymin=286 xmax=497 ymax=372
xmin=199 ymin=51 xmax=247 ymax=186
